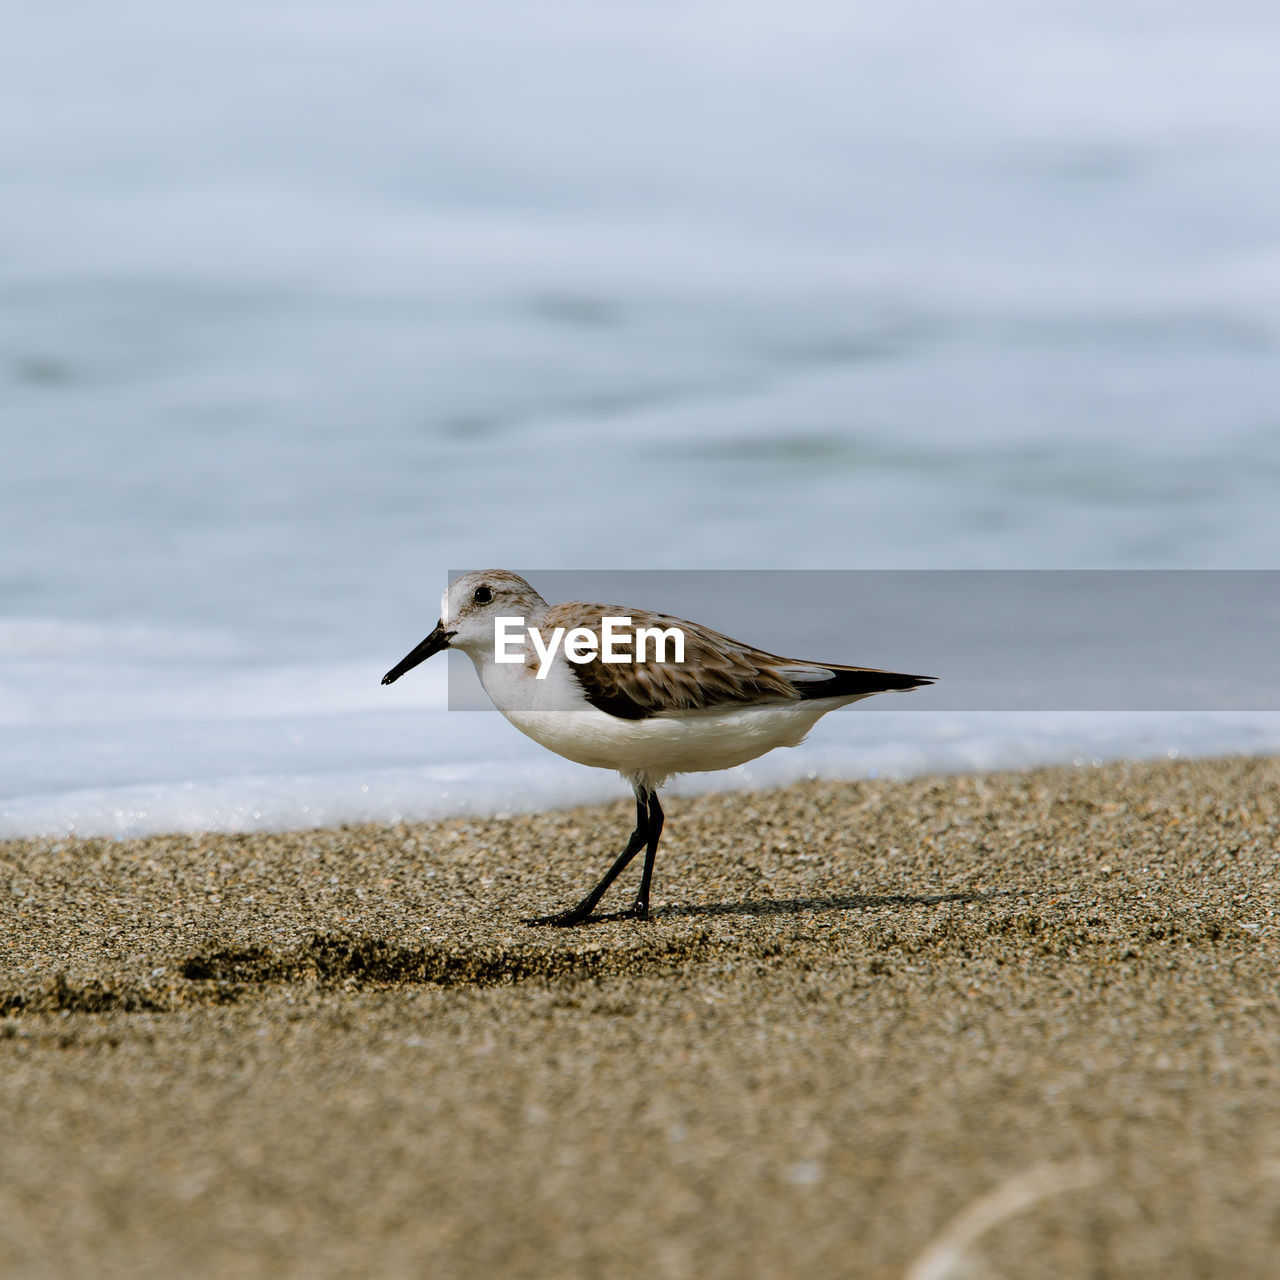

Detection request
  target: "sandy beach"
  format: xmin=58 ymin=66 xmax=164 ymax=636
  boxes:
xmin=2 ymin=755 xmax=1278 ymax=1278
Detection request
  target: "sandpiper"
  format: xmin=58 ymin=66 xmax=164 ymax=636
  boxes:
xmin=383 ymin=570 xmax=932 ymax=925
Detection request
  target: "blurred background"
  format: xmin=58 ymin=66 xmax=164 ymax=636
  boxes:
xmin=3 ymin=0 xmax=1279 ymax=836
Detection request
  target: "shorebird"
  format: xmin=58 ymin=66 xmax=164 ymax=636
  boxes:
xmin=382 ymin=570 xmax=933 ymax=926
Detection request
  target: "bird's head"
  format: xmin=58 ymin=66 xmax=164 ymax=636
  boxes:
xmin=381 ymin=570 xmax=547 ymax=684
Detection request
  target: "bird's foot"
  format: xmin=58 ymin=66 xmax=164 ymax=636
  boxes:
xmin=588 ymin=900 xmax=652 ymax=924
xmin=522 ymin=898 xmax=651 ymax=927
xmin=523 ymin=905 xmax=594 ymax=928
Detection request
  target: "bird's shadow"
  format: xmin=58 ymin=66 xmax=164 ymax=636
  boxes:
xmin=590 ymin=887 xmax=1014 ymax=924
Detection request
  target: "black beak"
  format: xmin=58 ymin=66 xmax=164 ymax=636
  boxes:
xmin=381 ymin=622 xmax=456 ymax=685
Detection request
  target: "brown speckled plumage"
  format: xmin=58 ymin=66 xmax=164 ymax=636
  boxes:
xmin=539 ymin=602 xmax=932 ymax=720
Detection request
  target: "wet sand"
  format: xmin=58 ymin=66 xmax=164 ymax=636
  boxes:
xmin=2 ymin=756 xmax=1279 ymax=1278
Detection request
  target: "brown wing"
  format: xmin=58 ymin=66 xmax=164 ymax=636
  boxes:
xmin=541 ymin=603 xmax=933 ymax=721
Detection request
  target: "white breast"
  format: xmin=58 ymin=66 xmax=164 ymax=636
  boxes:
xmin=471 ymin=647 xmax=866 ymax=786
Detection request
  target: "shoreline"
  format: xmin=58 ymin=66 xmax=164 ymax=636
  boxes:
xmin=3 ymin=755 xmax=1279 ymax=1277
xmin=11 ymin=707 xmax=1280 ymax=844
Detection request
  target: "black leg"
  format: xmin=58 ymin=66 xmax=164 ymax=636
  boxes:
xmin=524 ymin=789 xmax=651 ymax=927
xmin=628 ymin=791 xmax=664 ymax=920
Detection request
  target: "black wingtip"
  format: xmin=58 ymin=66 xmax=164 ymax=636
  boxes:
xmin=797 ymin=669 xmax=936 ymax=700
xmin=884 ymin=673 xmax=935 ymax=692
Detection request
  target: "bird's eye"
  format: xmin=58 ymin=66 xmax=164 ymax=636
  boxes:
xmin=473 ymin=585 xmax=492 ymax=605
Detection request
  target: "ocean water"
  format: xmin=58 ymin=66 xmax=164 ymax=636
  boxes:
xmin=3 ymin=2 xmax=1280 ymax=838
